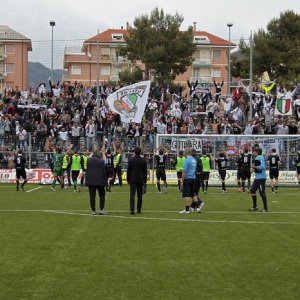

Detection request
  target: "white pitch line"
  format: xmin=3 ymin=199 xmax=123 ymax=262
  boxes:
xmin=0 ymin=209 xmax=300 ymax=214
xmin=0 ymin=209 xmax=299 ymax=224
xmin=26 ymin=187 xmax=42 ymax=193
xmin=41 ymin=210 xmax=300 ymax=225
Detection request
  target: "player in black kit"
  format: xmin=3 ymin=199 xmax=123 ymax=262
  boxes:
xmin=235 ymin=152 xmax=243 ymax=190
xmin=102 ymin=146 xmax=115 ymax=192
xmin=240 ymin=147 xmax=252 ymax=192
xmin=216 ymin=152 xmax=228 ymax=193
xmin=267 ymin=148 xmax=281 ymax=193
xmin=154 ymin=145 xmax=169 ymax=193
xmin=14 ymin=150 xmax=28 ymax=191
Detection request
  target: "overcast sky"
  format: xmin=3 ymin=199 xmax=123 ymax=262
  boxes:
xmin=2 ymin=0 xmax=299 ymax=43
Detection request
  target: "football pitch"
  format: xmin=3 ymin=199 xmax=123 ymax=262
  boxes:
xmin=0 ymin=184 xmax=299 ymax=300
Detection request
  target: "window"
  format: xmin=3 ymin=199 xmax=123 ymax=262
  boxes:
xmin=5 ymin=44 xmax=15 ymax=54
xmin=211 ymin=69 xmax=221 ymax=78
xmin=100 ymin=47 xmax=109 ymax=56
xmin=71 ymin=65 xmax=81 ymax=75
xmin=111 ymin=34 xmax=124 ymax=41
xmin=193 ymin=36 xmax=210 ymax=43
xmin=213 ymin=50 xmax=221 ymax=59
xmin=5 ymin=63 xmax=15 ymax=73
xmin=101 ymin=66 xmax=110 ymax=76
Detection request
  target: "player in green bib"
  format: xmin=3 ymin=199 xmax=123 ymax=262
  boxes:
xmin=172 ymin=150 xmax=186 ymax=192
xmin=69 ymin=149 xmax=84 ymax=192
xmin=113 ymin=143 xmax=124 ymax=188
xmin=200 ymin=149 xmax=214 ymax=194
xmin=51 ymin=144 xmax=73 ymax=191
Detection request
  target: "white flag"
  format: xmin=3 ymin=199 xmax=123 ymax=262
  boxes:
xmin=107 ymin=81 xmax=151 ymax=123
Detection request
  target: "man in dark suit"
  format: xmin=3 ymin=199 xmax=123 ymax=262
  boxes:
xmin=86 ymin=150 xmax=107 ymax=215
xmin=127 ymin=147 xmax=147 ymax=215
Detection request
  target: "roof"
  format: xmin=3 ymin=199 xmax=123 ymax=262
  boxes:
xmin=84 ymin=29 xmax=129 ymax=44
xmin=84 ymin=29 xmax=236 ymax=47
xmin=193 ymin=31 xmax=236 ymax=47
xmin=0 ymin=25 xmax=32 ymax=50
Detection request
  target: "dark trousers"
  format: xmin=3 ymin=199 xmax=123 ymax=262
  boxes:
xmin=113 ymin=166 xmax=122 ymax=186
xmin=88 ymin=185 xmax=105 ymax=212
xmin=130 ymin=182 xmax=143 ymax=213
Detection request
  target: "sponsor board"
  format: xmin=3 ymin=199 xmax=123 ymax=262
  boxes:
xmin=0 ymin=169 xmax=298 ymax=186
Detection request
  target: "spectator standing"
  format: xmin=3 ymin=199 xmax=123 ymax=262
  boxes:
xmin=85 ymin=119 xmax=96 ymax=151
xmin=17 ymin=126 xmax=27 ymax=151
xmin=57 ymin=127 xmax=69 ymax=150
xmin=276 ymin=122 xmax=289 ymax=135
xmin=71 ymin=123 xmax=81 ymax=149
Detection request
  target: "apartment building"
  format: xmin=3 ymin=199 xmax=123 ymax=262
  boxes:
xmin=63 ymin=28 xmax=139 ymax=86
xmin=0 ymin=25 xmax=32 ymax=94
xmin=63 ymin=25 xmax=235 ymax=92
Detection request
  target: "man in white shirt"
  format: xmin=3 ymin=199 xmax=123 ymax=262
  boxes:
xmin=156 ymin=119 xmax=167 ymax=134
xmin=17 ymin=126 xmax=27 ymax=151
xmin=147 ymin=99 xmax=158 ymax=115
xmin=276 ymin=122 xmax=289 ymax=135
xmin=71 ymin=123 xmax=81 ymax=149
xmin=171 ymin=104 xmax=182 ymax=118
xmin=244 ymin=120 xmax=259 ymax=135
xmin=58 ymin=127 xmax=69 ymax=150
xmin=85 ymin=119 xmax=96 ymax=151
xmin=207 ymin=99 xmax=218 ymax=122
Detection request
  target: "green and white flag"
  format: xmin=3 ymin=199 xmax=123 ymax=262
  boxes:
xmin=275 ymin=92 xmax=292 ymax=116
xmin=107 ymin=81 xmax=151 ymax=123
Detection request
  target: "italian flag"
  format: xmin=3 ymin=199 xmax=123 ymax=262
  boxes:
xmin=275 ymin=97 xmax=292 ymax=115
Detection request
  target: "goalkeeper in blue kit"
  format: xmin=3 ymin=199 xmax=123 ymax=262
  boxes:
xmin=249 ymin=147 xmax=268 ymax=212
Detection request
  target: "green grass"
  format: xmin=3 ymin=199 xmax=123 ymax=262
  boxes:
xmin=0 ymin=184 xmax=299 ymax=300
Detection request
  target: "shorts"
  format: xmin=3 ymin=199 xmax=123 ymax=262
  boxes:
xmin=156 ymin=168 xmax=166 ymax=181
xmin=250 ymin=178 xmax=266 ymax=197
xmin=105 ymin=168 xmax=114 ymax=179
xmin=297 ymin=166 xmax=300 ymax=175
xmin=219 ymin=170 xmax=227 ymax=181
xmin=16 ymin=169 xmax=26 ymax=180
xmin=269 ymin=168 xmax=279 ymax=180
xmin=241 ymin=169 xmax=251 ymax=181
xmin=72 ymin=170 xmax=80 ymax=181
xmin=182 ymin=178 xmax=196 ymax=198
xmin=177 ymin=171 xmax=183 ymax=179
xmin=53 ymin=167 xmax=62 ymax=177
xmin=202 ymin=172 xmax=210 ymax=181
xmin=236 ymin=169 xmax=242 ymax=180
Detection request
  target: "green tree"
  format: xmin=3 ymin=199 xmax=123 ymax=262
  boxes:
xmin=118 ymin=68 xmax=143 ymax=84
xmin=231 ymin=10 xmax=300 ymax=86
xmin=120 ymin=7 xmax=196 ymax=83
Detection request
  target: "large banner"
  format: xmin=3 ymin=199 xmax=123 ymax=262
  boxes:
xmin=226 ymin=137 xmax=281 ymax=155
xmin=107 ymin=81 xmax=151 ymax=124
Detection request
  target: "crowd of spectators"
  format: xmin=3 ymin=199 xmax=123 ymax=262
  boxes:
xmin=0 ymin=78 xmax=300 ymax=165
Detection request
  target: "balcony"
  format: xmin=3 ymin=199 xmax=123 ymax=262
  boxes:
xmin=0 ymin=71 xmax=7 ymax=79
xmin=101 ymin=55 xmax=130 ymax=65
xmin=0 ymin=53 xmax=7 ymax=61
xmin=192 ymin=58 xmax=212 ymax=68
